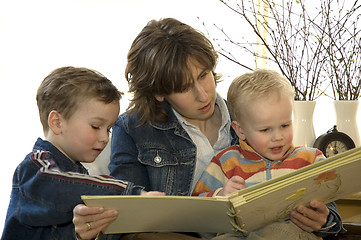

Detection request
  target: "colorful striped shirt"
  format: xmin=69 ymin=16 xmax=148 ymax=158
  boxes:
xmin=192 ymin=140 xmax=325 ymax=197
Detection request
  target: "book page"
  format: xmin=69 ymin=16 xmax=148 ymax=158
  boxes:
xmin=228 ymin=147 xmax=361 ymax=233
xmin=82 ymin=195 xmax=236 ymax=234
xmin=82 ymin=147 xmax=361 ymax=235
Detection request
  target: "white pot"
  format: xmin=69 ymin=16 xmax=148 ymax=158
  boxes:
xmin=333 ymin=100 xmax=360 ymax=147
xmin=293 ymin=101 xmax=316 ymax=147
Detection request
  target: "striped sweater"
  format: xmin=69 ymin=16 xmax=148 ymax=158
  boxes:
xmin=192 ymin=140 xmax=325 ymax=197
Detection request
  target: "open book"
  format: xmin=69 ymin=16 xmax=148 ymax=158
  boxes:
xmin=82 ymin=146 xmax=361 ymax=235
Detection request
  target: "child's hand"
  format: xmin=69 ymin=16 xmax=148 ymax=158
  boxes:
xmin=73 ymin=204 xmax=118 ymax=240
xmin=289 ymin=200 xmax=329 ymax=232
xmin=218 ymin=176 xmax=245 ymax=196
xmin=141 ymin=190 xmax=165 ymax=196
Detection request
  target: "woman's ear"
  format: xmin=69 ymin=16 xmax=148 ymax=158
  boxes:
xmin=155 ymin=95 xmax=164 ymax=102
xmin=231 ymin=121 xmax=246 ymax=140
xmin=48 ymin=110 xmax=62 ymax=135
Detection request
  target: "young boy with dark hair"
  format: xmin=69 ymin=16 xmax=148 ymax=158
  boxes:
xmin=2 ymin=66 xmax=162 ymax=240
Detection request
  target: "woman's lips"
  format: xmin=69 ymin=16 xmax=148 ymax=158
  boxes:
xmin=199 ymin=103 xmax=211 ymax=112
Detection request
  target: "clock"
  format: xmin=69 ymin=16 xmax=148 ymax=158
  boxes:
xmin=313 ymin=125 xmax=355 ymax=157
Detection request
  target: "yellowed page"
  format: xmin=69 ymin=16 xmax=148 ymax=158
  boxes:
xmin=82 ymin=147 xmax=361 ymax=235
xmin=82 ymin=195 xmax=235 ymax=234
xmin=229 ymin=147 xmax=361 ymax=233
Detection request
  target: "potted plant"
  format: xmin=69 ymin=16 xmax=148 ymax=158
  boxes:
xmin=208 ymin=0 xmax=332 ymax=101
xmin=321 ymin=0 xmax=361 ymax=101
xmin=202 ymin=0 xmax=360 ymax=146
xmin=321 ymin=1 xmax=361 ymax=146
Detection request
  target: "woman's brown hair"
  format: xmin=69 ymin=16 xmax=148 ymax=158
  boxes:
xmin=125 ymin=18 xmax=219 ymax=125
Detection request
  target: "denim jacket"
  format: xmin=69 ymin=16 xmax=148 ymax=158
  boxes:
xmin=2 ymin=138 xmax=143 ymax=240
xmin=316 ymin=202 xmax=346 ymax=237
xmin=109 ymin=100 xmax=239 ymax=196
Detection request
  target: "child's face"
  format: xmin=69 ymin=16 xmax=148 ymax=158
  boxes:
xmin=234 ymin=93 xmax=293 ymax=161
xmin=55 ymin=98 xmax=120 ymax=163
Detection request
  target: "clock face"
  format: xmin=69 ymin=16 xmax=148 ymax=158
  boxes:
xmin=313 ymin=127 xmax=355 ymax=158
xmin=325 ymin=140 xmax=349 ymax=157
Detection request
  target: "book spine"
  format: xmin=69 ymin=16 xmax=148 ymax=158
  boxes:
xmin=227 ymin=202 xmax=247 ymax=235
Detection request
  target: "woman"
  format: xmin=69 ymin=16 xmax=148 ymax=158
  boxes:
xmin=73 ymin=18 xmax=238 ymax=240
xmin=109 ymin=18 xmax=239 ymax=196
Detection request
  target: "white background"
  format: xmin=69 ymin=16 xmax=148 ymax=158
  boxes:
xmin=0 ymin=0 xmax=360 ymax=234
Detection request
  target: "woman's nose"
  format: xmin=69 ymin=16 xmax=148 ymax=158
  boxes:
xmin=193 ymin=81 xmax=208 ymax=102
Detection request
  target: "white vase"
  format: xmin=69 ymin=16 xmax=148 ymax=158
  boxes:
xmin=293 ymin=101 xmax=316 ymax=147
xmin=333 ymin=100 xmax=360 ymax=147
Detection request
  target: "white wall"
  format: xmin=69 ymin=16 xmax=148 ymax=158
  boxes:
xmin=0 ymin=0 xmax=360 ymax=234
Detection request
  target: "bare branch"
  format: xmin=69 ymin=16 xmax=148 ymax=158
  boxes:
xmin=202 ymin=0 xmax=361 ymax=100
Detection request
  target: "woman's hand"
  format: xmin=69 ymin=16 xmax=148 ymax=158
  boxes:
xmin=73 ymin=204 xmax=118 ymax=240
xmin=140 ymin=190 xmax=165 ymax=196
xmin=290 ymin=200 xmax=329 ymax=232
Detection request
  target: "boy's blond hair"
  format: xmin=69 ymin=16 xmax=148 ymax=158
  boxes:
xmin=36 ymin=66 xmax=121 ymax=134
xmin=227 ymin=69 xmax=294 ymax=123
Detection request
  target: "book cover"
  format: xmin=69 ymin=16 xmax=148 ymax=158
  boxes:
xmin=82 ymin=147 xmax=361 ymax=234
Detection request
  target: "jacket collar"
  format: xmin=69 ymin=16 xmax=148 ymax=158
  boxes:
xmin=151 ymin=101 xmax=182 ymax=130
xmin=239 ymin=139 xmax=295 ymax=162
xmin=33 ymin=138 xmax=88 ymax=174
xmin=151 ymin=98 xmax=239 ymax=144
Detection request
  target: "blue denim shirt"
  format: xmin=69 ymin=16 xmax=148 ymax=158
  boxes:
xmin=2 ymin=138 xmax=143 ymax=240
xmin=109 ymin=100 xmax=239 ymax=196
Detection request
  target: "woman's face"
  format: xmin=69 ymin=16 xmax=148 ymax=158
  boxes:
xmin=159 ymin=60 xmax=217 ymax=125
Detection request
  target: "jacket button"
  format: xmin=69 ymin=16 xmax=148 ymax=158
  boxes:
xmin=154 ymin=155 xmax=162 ymax=163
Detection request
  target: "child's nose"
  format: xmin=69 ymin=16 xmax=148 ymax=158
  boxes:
xmin=99 ymin=130 xmax=109 ymax=144
xmin=272 ymin=130 xmax=283 ymax=141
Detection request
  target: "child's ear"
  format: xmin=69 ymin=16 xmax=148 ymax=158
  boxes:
xmin=155 ymin=95 xmax=164 ymax=102
xmin=48 ymin=110 xmax=62 ymax=135
xmin=231 ymin=121 xmax=246 ymax=140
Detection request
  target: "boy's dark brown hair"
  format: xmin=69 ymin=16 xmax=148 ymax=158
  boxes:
xmin=125 ymin=18 xmax=220 ymax=125
xmin=36 ymin=66 xmax=121 ymax=134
